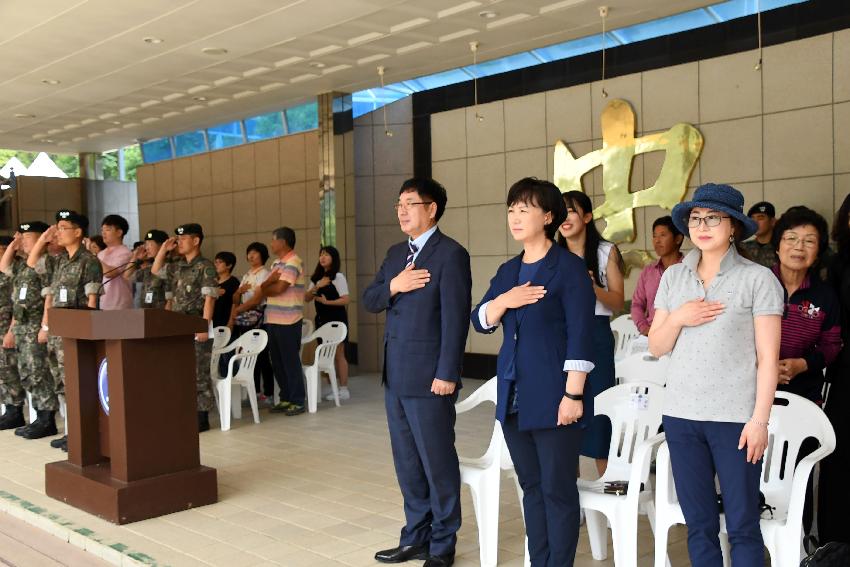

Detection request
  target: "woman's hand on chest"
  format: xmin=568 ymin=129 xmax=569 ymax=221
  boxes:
xmin=496 ymin=281 xmax=547 ymax=310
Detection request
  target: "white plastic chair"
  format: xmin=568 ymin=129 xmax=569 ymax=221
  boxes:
xmin=210 ymin=326 xmax=231 ymax=380
xmin=303 ymin=322 xmax=346 ymax=413
xmin=456 ymin=377 xmax=517 ymax=567
xmin=654 ymin=392 xmax=836 ymax=567
xmin=578 ymin=382 xmax=667 ymax=567
xmin=611 ymin=314 xmax=640 ymax=361
xmin=300 ymin=318 xmax=314 ymax=354
xmin=614 ymin=352 xmax=670 ymax=386
xmin=213 ymin=329 xmax=267 ymax=431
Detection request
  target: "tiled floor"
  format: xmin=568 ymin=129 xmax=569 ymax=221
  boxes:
xmin=0 ymin=374 xmax=689 ymax=566
xmin=0 ymin=510 xmax=112 ymax=566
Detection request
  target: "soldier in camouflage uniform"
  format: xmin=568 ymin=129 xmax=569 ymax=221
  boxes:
xmin=152 ymin=223 xmax=218 ymax=432
xmin=742 ymin=201 xmax=779 ymax=268
xmin=0 ymin=234 xmax=22 ymax=429
xmin=0 ymin=223 xmax=53 ymax=431
xmin=124 ymin=229 xmax=173 ymax=309
xmin=25 ymin=211 xmax=102 ymax=444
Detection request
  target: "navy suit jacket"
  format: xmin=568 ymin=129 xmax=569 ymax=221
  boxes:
xmin=471 ymin=244 xmax=596 ymax=431
xmin=363 ymin=228 xmax=472 ymax=397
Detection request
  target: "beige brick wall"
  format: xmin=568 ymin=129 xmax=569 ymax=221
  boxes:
xmin=353 ymin=98 xmax=414 ymax=372
xmin=137 ymin=132 xmax=321 ymax=271
xmin=15 ymin=176 xmax=84 ymax=227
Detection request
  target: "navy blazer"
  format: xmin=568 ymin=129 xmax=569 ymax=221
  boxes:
xmin=363 ymin=228 xmax=472 ymax=397
xmin=471 ymin=244 xmax=596 ymax=431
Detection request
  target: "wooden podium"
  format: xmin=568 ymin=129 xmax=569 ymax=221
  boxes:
xmin=44 ymin=308 xmax=218 ymax=524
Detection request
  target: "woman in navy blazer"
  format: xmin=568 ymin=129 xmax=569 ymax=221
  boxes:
xmin=471 ymin=178 xmax=596 ymax=567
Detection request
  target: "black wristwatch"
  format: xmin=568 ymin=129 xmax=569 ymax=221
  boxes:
xmin=563 ymin=392 xmax=583 ymax=401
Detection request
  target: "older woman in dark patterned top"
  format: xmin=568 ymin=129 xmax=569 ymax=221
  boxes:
xmin=771 ymin=206 xmax=842 ymax=404
xmin=770 ymin=206 xmax=841 ymax=540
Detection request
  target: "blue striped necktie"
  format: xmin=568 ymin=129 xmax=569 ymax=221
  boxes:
xmin=406 ymin=240 xmax=418 ymax=267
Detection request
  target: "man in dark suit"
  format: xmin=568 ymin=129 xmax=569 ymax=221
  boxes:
xmin=363 ymin=178 xmax=471 ymax=567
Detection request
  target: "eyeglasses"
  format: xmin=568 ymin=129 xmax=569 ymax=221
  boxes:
xmin=687 ymin=214 xmax=730 ymax=228
xmin=781 ymin=234 xmax=819 ymax=249
xmin=394 ymin=201 xmax=433 ymax=212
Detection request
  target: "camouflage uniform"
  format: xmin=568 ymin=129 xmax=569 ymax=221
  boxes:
xmin=0 ymin=263 xmax=21 ymax=406
xmin=7 ymin=254 xmax=56 ymax=410
xmin=158 ymin=255 xmax=218 ymax=411
xmin=130 ymin=261 xmax=173 ymax=309
xmin=45 ymin=247 xmax=102 ymax=409
xmin=741 ymin=239 xmax=778 ymax=269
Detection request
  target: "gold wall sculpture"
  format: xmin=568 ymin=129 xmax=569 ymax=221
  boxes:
xmin=554 ymin=99 xmax=704 ymax=245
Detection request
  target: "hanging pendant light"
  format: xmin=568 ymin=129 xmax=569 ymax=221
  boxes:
xmin=754 ymin=0 xmax=763 ymax=70
xmin=600 ymin=5 xmax=609 ymax=98
xmin=470 ymin=41 xmax=484 ymax=121
xmin=377 ymin=66 xmax=393 ymax=137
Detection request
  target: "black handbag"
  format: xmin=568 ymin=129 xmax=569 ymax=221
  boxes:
xmin=800 ymin=541 xmax=850 ymax=567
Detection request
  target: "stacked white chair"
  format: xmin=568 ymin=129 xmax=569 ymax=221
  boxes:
xmin=610 ymin=314 xmax=641 ymax=361
xmin=455 ymin=377 xmax=517 ymax=567
xmin=213 ymin=329 xmax=268 ymax=431
xmin=578 ymin=382 xmax=667 ymax=567
xmin=614 ymin=352 xmax=670 ymax=386
xmin=303 ymin=321 xmax=346 ymax=413
xmin=654 ymin=392 xmax=836 ymax=567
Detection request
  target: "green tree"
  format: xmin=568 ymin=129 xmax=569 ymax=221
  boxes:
xmin=285 ymin=103 xmax=318 ymax=133
xmin=52 ymin=153 xmax=79 ymax=177
xmin=246 ymin=112 xmax=284 ymax=140
xmin=122 ymin=145 xmax=143 ymax=181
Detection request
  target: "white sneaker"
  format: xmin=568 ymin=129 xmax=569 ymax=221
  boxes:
xmin=325 ymin=387 xmax=350 ymax=401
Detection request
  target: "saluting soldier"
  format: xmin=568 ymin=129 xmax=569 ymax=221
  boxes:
xmin=26 ymin=211 xmax=102 ymax=447
xmin=0 ymin=224 xmax=52 ymax=432
xmin=123 ymin=229 xmax=172 ymax=309
xmin=151 ymin=223 xmax=217 ymax=432
xmin=0 ymin=235 xmax=22 ymax=429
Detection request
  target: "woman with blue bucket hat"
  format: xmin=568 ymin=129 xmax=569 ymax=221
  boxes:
xmin=648 ymin=183 xmax=784 ymax=566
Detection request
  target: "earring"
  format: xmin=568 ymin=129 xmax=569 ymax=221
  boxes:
xmin=729 ymin=235 xmax=734 ymax=243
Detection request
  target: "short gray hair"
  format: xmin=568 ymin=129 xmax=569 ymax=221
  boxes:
xmin=272 ymin=226 xmax=296 ymax=248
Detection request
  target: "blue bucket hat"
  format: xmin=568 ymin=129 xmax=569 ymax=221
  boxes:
xmin=671 ymin=183 xmax=758 ymax=241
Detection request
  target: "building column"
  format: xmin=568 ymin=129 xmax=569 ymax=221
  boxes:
xmin=317 ymin=92 xmax=359 ymax=362
xmin=79 ymin=153 xmax=103 ymax=181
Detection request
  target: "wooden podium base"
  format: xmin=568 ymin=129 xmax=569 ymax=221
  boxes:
xmin=45 ymin=461 xmax=217 ymax=525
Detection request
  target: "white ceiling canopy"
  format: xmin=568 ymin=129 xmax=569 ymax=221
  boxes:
xmin=0 ymin=0 xmax=717 ymax=153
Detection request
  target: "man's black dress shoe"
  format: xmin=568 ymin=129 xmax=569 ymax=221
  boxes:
xmin=424 ymin=554 xmax=454 ymax=567
xmin=374 ymin=544 xmax=430 ymax=563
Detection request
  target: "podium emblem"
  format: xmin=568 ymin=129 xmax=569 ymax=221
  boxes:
xmin=98 ymin=358 xmax=109 ymax=415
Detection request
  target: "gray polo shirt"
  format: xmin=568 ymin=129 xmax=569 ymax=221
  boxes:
xmin=654 ymin=246 xmax=784 ymax=423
